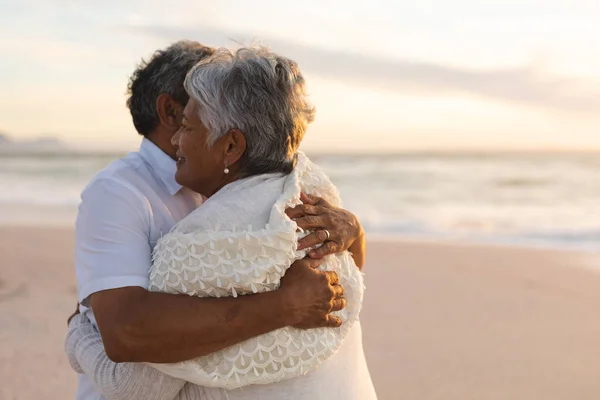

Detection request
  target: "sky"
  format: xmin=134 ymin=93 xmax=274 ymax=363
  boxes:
xmin=1 ymin=0 xmax=599 ymax=152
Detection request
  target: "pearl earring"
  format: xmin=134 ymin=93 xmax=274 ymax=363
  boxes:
xmin=224 ymin=160 xmax=229 ymax=174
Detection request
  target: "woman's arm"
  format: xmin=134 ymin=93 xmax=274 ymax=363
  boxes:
xmin=65 ymin=314 xmax=188 ymax=400
xmin=348 ymin=231 xmax=366 ymax=270
xmin=289 ymin=193 xmax=366 ymax=269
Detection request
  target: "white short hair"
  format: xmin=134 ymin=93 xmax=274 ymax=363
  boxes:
xmin=184 ymin=46 xmax=315 ymax=176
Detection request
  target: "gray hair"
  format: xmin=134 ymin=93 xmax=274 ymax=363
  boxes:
xmin=127 ymin=40 xmax=214 ymax=136
xmin=184 ymin=46 xmax=315 ymax=177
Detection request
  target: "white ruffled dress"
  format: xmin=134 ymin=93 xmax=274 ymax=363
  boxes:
xmin=147 ymin=153 xmax=364 ymax=390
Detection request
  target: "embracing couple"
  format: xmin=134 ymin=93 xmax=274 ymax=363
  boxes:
xmin=65 ymin=40 xmax=378 ymax=400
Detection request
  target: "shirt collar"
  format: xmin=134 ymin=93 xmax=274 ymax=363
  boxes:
xmin=138 ymin=138 xmax=182 ymax=195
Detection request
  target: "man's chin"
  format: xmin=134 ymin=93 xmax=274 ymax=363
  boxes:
xmin=174 ymin=171 xmax=186 ymax=186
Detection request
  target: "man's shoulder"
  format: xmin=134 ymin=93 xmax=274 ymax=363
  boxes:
xmin=81 ymin=152 xmax=148 ymax=199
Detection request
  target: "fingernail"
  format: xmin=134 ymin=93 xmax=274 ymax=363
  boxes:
xmin=309 ymin=251 xmax=317 ymax=257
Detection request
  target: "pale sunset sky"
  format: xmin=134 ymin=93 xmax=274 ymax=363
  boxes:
xmin=1 ymin=0 xmax=599 ymax=152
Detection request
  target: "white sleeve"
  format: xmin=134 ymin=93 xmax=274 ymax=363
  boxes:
xmin=75 ymin=178 xmax=153 ymax=306
xmin=65 ymin=314 xmax=207 ymax=400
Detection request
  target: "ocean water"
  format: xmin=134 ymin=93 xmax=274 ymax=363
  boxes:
xmin=1 ymin=151 xmax=599 ymax=251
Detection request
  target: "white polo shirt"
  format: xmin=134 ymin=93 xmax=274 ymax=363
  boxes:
xmin=74 ymin=138 xmax=203 ymax=400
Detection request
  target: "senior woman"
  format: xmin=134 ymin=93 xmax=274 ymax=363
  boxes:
xmin=66 ymin=46 xmax=377 ymax=400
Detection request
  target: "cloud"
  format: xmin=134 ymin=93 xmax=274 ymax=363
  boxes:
xmin=123 ymin=24 xmax=600 ymax=113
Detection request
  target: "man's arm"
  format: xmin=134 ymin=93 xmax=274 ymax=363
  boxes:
xmin=68 ymin=266 xmax=342 ymax=400
xmin=77 ymin=180 xmax=345 ymax=364
xmin=91 ymin=256 xmax=341 ymax=363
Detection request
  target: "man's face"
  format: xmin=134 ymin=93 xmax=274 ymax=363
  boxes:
xmin=149 ymin=93 xmax=187 ymax=161
xmin=162 ymin=102 xmax=185 ymax=158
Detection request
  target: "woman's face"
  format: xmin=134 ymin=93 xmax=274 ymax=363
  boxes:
xmin=172 ymin=99 xmax=229 ymax=197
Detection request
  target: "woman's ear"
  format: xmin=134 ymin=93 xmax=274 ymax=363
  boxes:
xmin=156 ymin=94 xmax=182 ymax=130
xmin=224 ymin=129 xmax=247 ymax=165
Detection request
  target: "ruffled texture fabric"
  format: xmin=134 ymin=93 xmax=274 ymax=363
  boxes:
xmin=147 ymin=152 xmax=364 ymax=389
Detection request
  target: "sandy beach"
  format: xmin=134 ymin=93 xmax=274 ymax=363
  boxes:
xmin=1 ymin=226 xmax=599 ymax=400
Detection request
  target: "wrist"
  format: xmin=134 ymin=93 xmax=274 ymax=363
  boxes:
xmin=272 ymin=287 xmax=301 ymax=327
